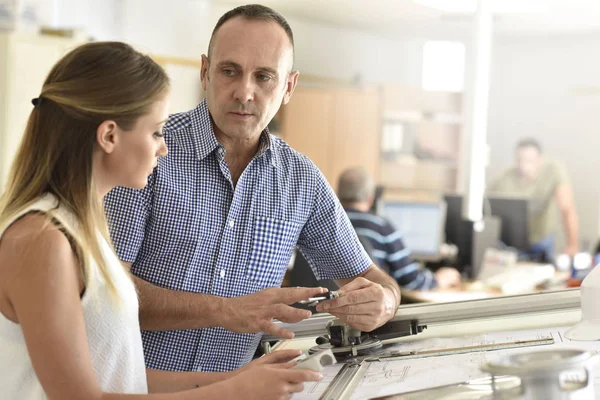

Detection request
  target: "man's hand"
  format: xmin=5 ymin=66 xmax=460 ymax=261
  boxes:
xmin=434 ymin=267 xmax=461 ymax=289
xmin=314 ymin=277 xmax=396 ymax=332
xmin=564 ymin=244 xmax=579 ymax=257
xmin=219 ymin=287 xmax=327 ymax=339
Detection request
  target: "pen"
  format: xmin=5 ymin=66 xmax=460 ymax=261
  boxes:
xmin=298 ymin=291 xmax=339 ymax=305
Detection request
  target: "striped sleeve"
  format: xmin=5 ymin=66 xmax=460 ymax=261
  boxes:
xmin=380 ymin=219 xmax=437 ymax=290
xmin=345 ymin=211 xmax=438 ymax=290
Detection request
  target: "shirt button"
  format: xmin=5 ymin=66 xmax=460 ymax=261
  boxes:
xmin=228 ymin=220 xmax=235 ymax=228
xmin=220 ymin=269 xmax=226 ymax=278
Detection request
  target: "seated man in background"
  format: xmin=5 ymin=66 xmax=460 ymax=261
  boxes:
xmin=488 ymin=138 xmax=579 ymax=261
xmin=338 ymin=167 xmax=461 ymax=290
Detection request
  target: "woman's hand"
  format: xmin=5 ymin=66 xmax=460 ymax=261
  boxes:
xmin=231 ymin=362 xmax=322 ymax=400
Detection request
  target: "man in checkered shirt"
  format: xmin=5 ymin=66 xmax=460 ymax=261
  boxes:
xmin=104 ymin=4 xmax=401 ymax=373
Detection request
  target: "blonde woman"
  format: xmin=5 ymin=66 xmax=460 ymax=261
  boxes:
xmin=0 ymin=42 xmax=321 ymax=399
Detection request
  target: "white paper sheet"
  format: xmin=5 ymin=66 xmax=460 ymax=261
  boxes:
xmin=293 ymin=363 xmax=344 ymax=400
xmin=293 ymin=325 xmax=600 ymax=399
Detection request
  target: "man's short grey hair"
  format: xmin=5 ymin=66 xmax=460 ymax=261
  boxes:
xmin=208 ymin=4 xmax=294 ymax=63
xmin=338 ymin=167 xmax=375 ymax=203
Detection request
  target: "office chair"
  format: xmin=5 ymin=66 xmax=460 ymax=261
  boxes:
xmin=289 ymin=237 xmax=377 ymax=311
xmin=370 ymin=185 xmax=385 ymax=215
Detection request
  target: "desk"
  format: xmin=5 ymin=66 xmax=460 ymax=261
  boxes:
xmin=402 ymin=270 xmax=570 ymax=303
xmin=401 ymin=285 xmax=499 ymax=303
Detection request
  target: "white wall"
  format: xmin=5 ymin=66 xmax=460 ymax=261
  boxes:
xmin=38 ymin=0 xmax=122 ymax=41
xmin=41 ymin=0 xmax=212 ymax=55
xmin=47 ymin=2 xmax=429 ymax=112
xmin=42 ymin=1 xmax=444 ymax=92
xmin=120 ymin=0 xmax=212 ymax=58
xmin=210 ymin=4 xmax=429 ymax=87
xmin=487 ymin=34 xmax=600 ymax=251
xmin=288 ymin=17 xmax=425 ymax=86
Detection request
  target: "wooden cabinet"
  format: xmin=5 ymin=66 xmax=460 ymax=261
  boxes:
xmin=0 ymin=32 xmax=80 ymax=190
xmin=280 ymin=86 xmax=380 ymax=188
xmin=379 ymin=85 xmax=463 ymax=198
xmin=280 ymin=87 xmax=334 ymax=180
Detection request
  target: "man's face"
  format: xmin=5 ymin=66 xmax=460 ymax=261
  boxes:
xmin=201 ymin=17 xmax=298 ymax=140
xmin=517 ymin=146 xmax=542 ymax=180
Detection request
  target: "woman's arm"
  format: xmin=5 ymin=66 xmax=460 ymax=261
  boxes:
xmin=146 ymin=349 xmax=305 ymax=393
xmin=0 ymin=214 xmax=320 ymax=400
xmin=0 ymin=215 xmax=220 ymax=400
xmin=146 ymin=369 xmax=235 ymax=393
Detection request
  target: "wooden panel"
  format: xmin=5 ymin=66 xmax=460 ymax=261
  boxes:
xmin=380 ymin=159 xmax=416 ymax=188
xmin=414 ymin=121 xmax=460 ymax=161
xmin=381 ymin=159 xmax=456 ymax=192
xmin=329 ymin=88 xmax=380 ymax=188
xmin=280 ymin=87 xmax=333 ymax=179
xmin=421 ymin=91 xmax=461 ymax=114
xmin=382 ymin=85 xmax=424 ymax=111
xmin=382 ymin=84 xmax=461 ymax=114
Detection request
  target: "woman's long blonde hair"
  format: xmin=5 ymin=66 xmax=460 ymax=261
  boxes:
xmin=0 ymin=42 xmax=170 ymax=299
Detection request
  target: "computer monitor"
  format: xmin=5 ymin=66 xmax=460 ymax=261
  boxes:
xmin=487 ymin=196 xmax=530 ymax=251
xmin=443 ymin=194 xmax=503 ymax=278
xmin=443 ymin=194 xmax=463 ymax=246
xmin=380 ymin=200 xmax=446 ymax=261
xmin=443 ymin=194 xmax=530 ymax=251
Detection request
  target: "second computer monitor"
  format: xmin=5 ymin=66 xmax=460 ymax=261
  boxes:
xmin=443 ymin=194 xmax=530 ymax=251
xmin=487 ymin=196 xmax=530 ymax=251
xmin=380 ymin=200 xmax=446 ymax=261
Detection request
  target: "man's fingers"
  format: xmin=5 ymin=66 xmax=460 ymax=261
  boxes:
xmin=322 ymin=301 xmax=380 ymax=315
xmin=315 ymin=288 xmax=373 ymax=312
xmin=272 ymin=304 xmax=312 ymax=323
xmin=330 ymin=313 xmax=377 ymax=332
xmin=261 ymin=320 xmax=295 ymax=339
xmin=336 ymin=277 xmax=372 ymax=296
xmin=276 ymin=286 xmax=328 ymax=305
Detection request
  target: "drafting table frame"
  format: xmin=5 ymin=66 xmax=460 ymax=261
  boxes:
xmin=267 ymin=289 xmax=583 ymax=399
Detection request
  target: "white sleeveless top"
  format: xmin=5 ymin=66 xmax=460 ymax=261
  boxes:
xmin=0 ymin=194 xmax=148 ymax=398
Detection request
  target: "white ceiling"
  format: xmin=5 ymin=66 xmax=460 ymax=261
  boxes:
xmin=212 ymin=0 xmax=600 ymax=38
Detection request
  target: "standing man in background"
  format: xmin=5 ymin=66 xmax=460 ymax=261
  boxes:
xmin=488 ymin=138 xmax=579 ymax=261
xmin=104 ymin=4 xmax=400 ymax=373
xmin=338 ymin=167 xmax=461 ymax=291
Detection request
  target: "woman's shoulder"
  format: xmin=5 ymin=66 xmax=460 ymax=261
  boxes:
xmin=0 ymin=212 xmax=76 ymax=273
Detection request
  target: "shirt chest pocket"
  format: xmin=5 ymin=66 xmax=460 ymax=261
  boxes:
xmin=247 ymin=216 xmax=302 ymax=289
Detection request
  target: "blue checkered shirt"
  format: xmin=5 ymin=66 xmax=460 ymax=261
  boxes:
xmin=104 ymin=100 xmax=371 ymax=373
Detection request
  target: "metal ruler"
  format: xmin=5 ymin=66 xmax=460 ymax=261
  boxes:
xmin=319 ymin=361 xmax=366 ymax=400
xmin=362 ymin=337 xmax=555 ymax=362
xmin=319 ymin=337 xmax=554 ymax=400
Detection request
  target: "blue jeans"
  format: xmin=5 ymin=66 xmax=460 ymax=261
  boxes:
xmin=522 ymin=235 xmax=556 ymax=263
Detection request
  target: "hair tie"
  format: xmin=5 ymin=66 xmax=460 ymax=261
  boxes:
xmin=31 ymin=97 xmax=43 ymax=107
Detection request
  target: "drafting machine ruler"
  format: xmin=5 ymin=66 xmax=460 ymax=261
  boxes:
xmin=318 ymin=336 xmax=555 ymax=400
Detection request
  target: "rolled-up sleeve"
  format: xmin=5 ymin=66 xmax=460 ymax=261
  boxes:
xmin=103 ymin=172 xmax=155 ymax=263
xmin=296 ymin=168 xmax=372 ymax=280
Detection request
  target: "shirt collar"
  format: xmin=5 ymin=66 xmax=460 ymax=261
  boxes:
xmin=190 ymin=99 xmax=280 ymax=169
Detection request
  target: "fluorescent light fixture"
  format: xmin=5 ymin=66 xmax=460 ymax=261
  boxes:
xmin=413 ymin=0 xmax=547 ymax=14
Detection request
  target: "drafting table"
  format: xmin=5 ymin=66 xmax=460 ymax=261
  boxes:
xmin=269 ymin=289 xmax=592 ymax=399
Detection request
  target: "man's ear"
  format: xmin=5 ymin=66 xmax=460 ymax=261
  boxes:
xmin=282 ymin=70 xmax=299 ymax=105
xmin=96 ymin=120 xmax=118 ymax=154
xmin=201 ymin=54 xmax=210 ymax=92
